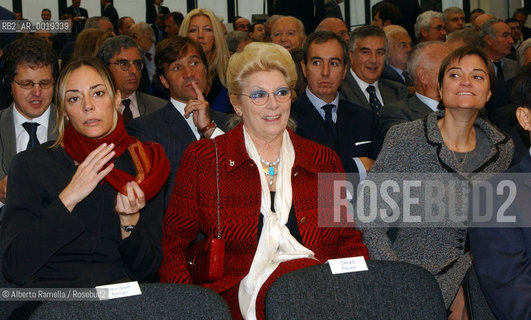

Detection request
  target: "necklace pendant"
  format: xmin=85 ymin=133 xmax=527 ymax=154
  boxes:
xmin=268 ymin=178 xmax=273 ymax=186
xmin=268 ymin=166 xmax=275 ymax=177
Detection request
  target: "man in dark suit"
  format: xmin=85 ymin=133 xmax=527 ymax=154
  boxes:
xmin=292 ymin=31 xmax=382 ymax=175
xmin=379 ymin=41 xmax=450 ymax=136
xmin=381 ymin=25 xmax=413 ymax=87
xmin=146 ymin=0 xmax=169 ymax=25
xmin=0 ymin=37 xmax=58 ymax=208
xmin=127 ymin=37 xmax=228 ymax=208
xmin=101 ymin=0 xmax=119 ymax=32
xmin=468 ymin=75 xmax=531 ymax=319
xmin=340 ymin=25 xmax=409 ymax=114
xmin=480 ymin=18 xmax=519 ymax=117
xmin=98 ymin=36 xmax=166 ymax=124
xmin=62 ymin=0 xmax=88 ymax=39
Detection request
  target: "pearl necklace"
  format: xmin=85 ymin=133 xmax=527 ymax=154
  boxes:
xmin=259 ymin=156 xmax=280 ymax=186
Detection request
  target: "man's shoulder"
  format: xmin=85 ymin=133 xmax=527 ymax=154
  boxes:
xmin=128 ymin=102 xmax=173 ymax=127
xmin=338 ymin=99 xmax=377 ymax=119
xmin=136 ymin=92 xmax=167 ymax=108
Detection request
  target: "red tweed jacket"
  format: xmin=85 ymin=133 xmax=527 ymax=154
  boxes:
xmin=158 ymin=123 xmax=369 ymax=293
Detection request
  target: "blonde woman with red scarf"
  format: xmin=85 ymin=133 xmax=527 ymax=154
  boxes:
xmin=1 ymin=57 xmax=170 ymax=319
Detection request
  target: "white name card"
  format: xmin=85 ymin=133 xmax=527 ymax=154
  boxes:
xmin=96 ymin=281 xmax=142 ymax=300
xmin=327 ymin=256 xmax=368 ymax=274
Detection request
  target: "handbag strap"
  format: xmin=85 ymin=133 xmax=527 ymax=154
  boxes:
xmin=212 ymin=139 xmax=222 ymax=239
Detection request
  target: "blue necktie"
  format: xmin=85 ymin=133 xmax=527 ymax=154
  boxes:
xmin=493 ymin=61 xmax=504 ymax=81
xmin=22 ymin=122 xmax=40 ymax=150
xmin=366 ymin=85 xmax=383 ymax=113
xmin=322 ymin=104 xmax=338 ymax=141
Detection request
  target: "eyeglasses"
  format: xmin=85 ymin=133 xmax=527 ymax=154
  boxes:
xmin=109 ymin=59 xmax=144 ymax=71
xmin=12 ymin=79 xmax=54 ymax=89
xmin=239 ymin=87 xmax=291 ymax=106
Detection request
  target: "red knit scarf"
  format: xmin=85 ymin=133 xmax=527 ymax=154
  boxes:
xmin=63 ymin=114 xmax=170 ymax=201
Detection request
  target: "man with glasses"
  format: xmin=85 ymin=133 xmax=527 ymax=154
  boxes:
xmin=414 ymin=10 xmax=446 ymax=42
xmin=97 ymin=36 xmax=166 ymax=123
xmin=127 ymin=36 xmax=228 ymax=208
xmin=0 ymin=37 xmax=58 ymax=209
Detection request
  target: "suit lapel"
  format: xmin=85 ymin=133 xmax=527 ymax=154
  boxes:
xmin=378 ymin=81 xmax=395 ymax=105
xmin=163 ymin=103 xmax=197 ymax=144
xmin=408 ymin=96 xmax=433 ymax=118
xmin=47 ymin=104 xmax=58 ymax=140
xmin=342 ymin=72 xmax=371 ymax=110
xmin=293 ymin=92 xmax=337 ymax=150
xmin=135 ymin=92 xmax=147 ymax=116
xmin=0 ymin=106 xmax=17 ymax=173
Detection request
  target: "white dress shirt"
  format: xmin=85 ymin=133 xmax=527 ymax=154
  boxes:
xmin=170 ymin=98 xmax=224 ymax=140
xmin=121 ymin=92 xmax=141 ymax=119
xmin=13 ymin=105 xmax=50 ymax=153
xmin=305 ymin=87 xmax=367 ymax=180
xmin=351 ymin=69 xmax=384 ymax=106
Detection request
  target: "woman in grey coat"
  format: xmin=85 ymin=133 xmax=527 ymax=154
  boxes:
xmin=360 ymin=46 xmax=513 ymax=319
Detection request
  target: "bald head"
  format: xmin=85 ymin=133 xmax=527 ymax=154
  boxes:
xmin=473 ymin=13 xmax=496 ymax=31
xmin=407 ymin=41 xmax=450 ymax=99
xmin=317 ymin=18 xmax=349 ymax=41
xmin=271 ymin=16 xmax=306 ymax=51
xmin=384 ymin=25 xmax=412 ymax=71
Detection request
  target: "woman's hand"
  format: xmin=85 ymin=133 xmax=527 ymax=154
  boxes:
xmin=59 ymin=143 xmax=115 ymax=212
xmin=115 ymin=181 xmax=144 ymax=239
xmin=115 ymin=181 xmax=145 ymax=216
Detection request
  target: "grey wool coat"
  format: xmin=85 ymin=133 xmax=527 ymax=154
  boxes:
xmin=359 ymin=111 xmax=514 ymax=307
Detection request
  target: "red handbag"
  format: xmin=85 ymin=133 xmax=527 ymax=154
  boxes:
xmin=185 ymin=139 xmax=225 ymax=284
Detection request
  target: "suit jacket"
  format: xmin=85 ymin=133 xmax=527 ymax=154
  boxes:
xmin=363 ymin=111 xmax=514 ymax=307
xmin=0 ymin=105 xmax=57 ymax=180
xmin=126 ymin=102 xmax=229 ymax=208
xmin=339 ymin=71 xmax=410 ymax=112
xmin=501 ymin=57 xmax=518 ymax=81
xmin=62 ymin=6 xmax=88 ymax=38
xmin=468 ymin=152 xmax=531 ymax=320
xmin=291 ymin=91 xmax=382 ymax=173
xmin=378 ymin=95 xmax=434 ymax=137
xmin=381 ymin=64 xmax=410 ymax=87
xmin=158 ymin=123 xmax=369 ymax=307
xmin=135 ymin=91 xmax=167 ymax=117
xmin=146 ymin=4 xmax=169 ymax=24
xmin=102 ymin=3 xmax=119 ymax=30
xmin=324 ymin=0 xmax=343 ymax=19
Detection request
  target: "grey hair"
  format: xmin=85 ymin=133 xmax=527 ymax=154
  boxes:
xmin=446 ymin=27 xmax=482 ymax=48
xmin=135 ymin=22 xmax=156 ymax=43
xmin=97 ymin=35 xmax=143 ymax=64
xmin=442 ymin=7 xmax=464 ymax=23
xmin=406 ymin=41 xmax=446 ymax=85
xmin=517 ymin=38 xmax=531 ymax=66
xmin=479 ymin=18 xmax=505 ymax=48
xmin=225 ymin=31 xmax=251 ymax=53
xmin=349 ymin=25 xmax=387 ymax=52
xmin=84 ymin=16 xmax=111 ymax=29
xmin=414 ymin=11 xmax=443 ymax=41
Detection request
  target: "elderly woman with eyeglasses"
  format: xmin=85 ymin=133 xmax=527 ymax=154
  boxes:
xmin=159 ymin=42 xmax=369 ymax=320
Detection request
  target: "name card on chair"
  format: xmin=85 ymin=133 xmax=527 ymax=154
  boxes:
xmin=327 ymin=256 xmax=368 ymax=274
xmin=96 ymin=281 xmax=142 ymax=300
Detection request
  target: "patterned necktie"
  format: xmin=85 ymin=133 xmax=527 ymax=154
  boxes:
xmin=122 ymin=99 xmax=133 ymax=123
xmin=22 ymin=122 xmax=40 ymax=150
xmin=366 ymin=85 xmax=383 ymax=113
xmin=493 ymin=61 xmax=504 ymax=81
xmin=322 ymin=104 xmax=338 ymax=141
